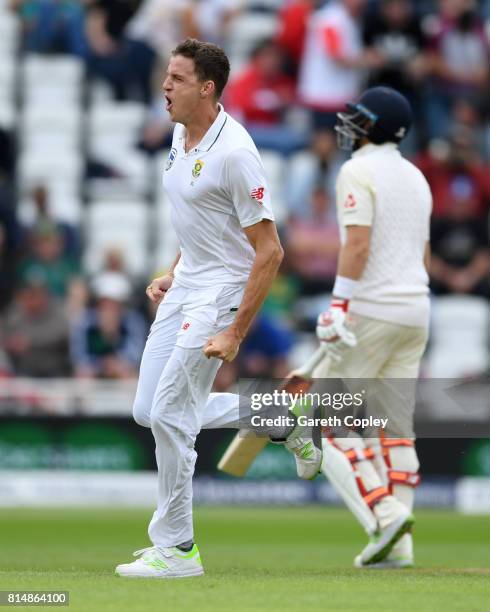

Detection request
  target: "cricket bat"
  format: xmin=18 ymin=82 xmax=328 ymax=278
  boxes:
xmin=217 ymin=346 xmax=327 ymax=477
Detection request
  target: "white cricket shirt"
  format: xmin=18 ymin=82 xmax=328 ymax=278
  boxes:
xmin=336 ymin=142 xmax=432 ymax=328
xmin=163 ymin=104 xmax=274 ymax=289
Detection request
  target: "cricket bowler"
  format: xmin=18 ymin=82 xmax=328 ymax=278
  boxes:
xmin=116 ymin=38 xmax=292 ymax=579
xmin=304 ymin=87 xmax=432 ymax=568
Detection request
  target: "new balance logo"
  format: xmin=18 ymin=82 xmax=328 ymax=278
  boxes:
xmin=182 ymin=322 xmax=191 ymax=330
xmin=250 ymin=187 xmax=265 ymax=201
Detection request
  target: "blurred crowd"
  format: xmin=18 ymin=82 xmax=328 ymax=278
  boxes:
xmin=0 ymin=0 xmax=489 ymax=381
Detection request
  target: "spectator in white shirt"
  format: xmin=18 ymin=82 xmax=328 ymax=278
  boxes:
xmin=298 ymin=0 xmax=384 ymax=129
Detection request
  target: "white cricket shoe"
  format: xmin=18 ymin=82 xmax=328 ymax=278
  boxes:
xmin=115 ymin=544 xmax=204 ymax=578
xmin=355 ymin=532 xmax=414 ymax=569
xmin=354 ymin=554 xmax=414 ymax=569
xmin=284 ymin=437 xmax=322 ymax=480
xmin=355 ymin=509 xmax=414 ymax=566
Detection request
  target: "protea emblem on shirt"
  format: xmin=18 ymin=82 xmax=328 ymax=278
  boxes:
xmin=192 ymin=159 xmax=204 ymax=178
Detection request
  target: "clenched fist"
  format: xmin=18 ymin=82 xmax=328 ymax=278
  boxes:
xmin=146 ymin=273 xmax=174 ymax=305
xmin=203 ymin=327 xmax=242 ymax=362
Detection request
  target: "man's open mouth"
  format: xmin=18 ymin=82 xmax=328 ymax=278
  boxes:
xmin=165 ymin=96 xmax=173 ymax=111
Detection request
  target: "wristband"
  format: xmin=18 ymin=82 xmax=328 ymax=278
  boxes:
xmin=331 ymin=298 xmax=349 ymax=312
xmin=332 ymin=275 xmax=359 ymax=300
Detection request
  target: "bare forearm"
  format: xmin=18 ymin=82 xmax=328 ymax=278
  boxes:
xmin=337 ymin=243 xmax=369 ymax=280
xmin=168 ymin=251 xmax=181 ymax=275
xmin=289 ymin=235 xmax=340 ymax=256
xmin=464 ymin=251 xmax=490 ymax=281
xmin=85 ymin=8 xmax=117 ymax=53
xmin=85 ymin=10 xmax=106 ymax=41
xmin=336 ymin=48 xmax=383 ymax=71
xmin=230 ymin=247 xmax=283 ymax=341
xmin=181 ymin=6 xmax=199 ymax=39
xmin=330 ymin=227 xmax=371 ymax=300
xmin=430 ymin=254 xmax=453 ymax=282
xmin=8 ymin=0 xmax=22 ymax=12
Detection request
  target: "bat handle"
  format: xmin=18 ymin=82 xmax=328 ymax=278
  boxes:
xmin=288 ymin=346 xmax=327 ymax=380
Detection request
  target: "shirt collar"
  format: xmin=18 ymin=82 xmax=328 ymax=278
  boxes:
xmin=193 ymin=104 xmax=228 ymax=152
xmin=352 ymin=142 xmax=399 ymax=158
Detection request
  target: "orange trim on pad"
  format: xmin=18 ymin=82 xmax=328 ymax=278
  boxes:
xmin=381 ymin=439 xmax=415 ymax=448
xmin=388 ymin=470 xmax=421 ymax=487
xmin=364 ymin=486 xmax=389 ymax=508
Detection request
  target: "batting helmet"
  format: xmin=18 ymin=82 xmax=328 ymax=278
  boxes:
xmin=335 ymin=86 xmax=413 ymax=151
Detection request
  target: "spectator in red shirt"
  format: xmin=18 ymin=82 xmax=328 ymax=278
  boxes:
xmin=415 ymin=127 xmax=490 ymax=218
xmin=286 ymin=185 xmax=340 ymax=295
xmin=276 ymin=0 xmax=316 ymax=77
xmin=417 ymin=129 xmax=490 ymax=297
xmin=226 ymin=39 xmax=309 ymax=155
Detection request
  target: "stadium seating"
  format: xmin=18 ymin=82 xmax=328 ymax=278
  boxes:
xmin=16 ymin=53 xmax=84 ymax=231
xmin=22 ymin=55 xmax=84 ymax=107
xmin=0 ymin=7 xmax=19 ymax=56
xmin=22 ymin=54 xmax=84 ymax=89
xmin=259 ymin=150 xmax=287 ymax=225
xmin=83 ymin=200 xmax=150 ymax=277
xmin=226 ymin=12 xmax=279 ymax=73
xmin=426 ymin=296 xmax=490 ymax=377
xmin=0 ymin=57 xmax=16 ymax=102
xmin=88 ymin=102 xmax=146 ymax=151
xmin=0 ymin=101 xmax=15 ymax=130
xmin=154 ymin=191 xmax=179 ymax=273
xmin=20 ymin=107 xmax=82 ymax=152
xmin=0 ymin=8 xmax=18 ymax=129
xmin=87 ymin=102 xmax=149 ymax=196
xmin=18 ymin=186 xmax=82 ymax=226
xmin=18 ymin=150 xmax=84 ymax=189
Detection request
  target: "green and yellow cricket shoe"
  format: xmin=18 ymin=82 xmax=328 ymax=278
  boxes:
xmin=355 ymin=509 xmax=414 ymax=566
xmin=354 ymin=531 xmax=414 ymax=569
xmin=354 ymin=554 xmax=414 ymax=569
xmin=115 ymin=544 xmax=204 ymax=578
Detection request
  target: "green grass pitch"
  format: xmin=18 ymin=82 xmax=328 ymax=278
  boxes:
xmin=0 ymin=507 xmax=489 ymax=611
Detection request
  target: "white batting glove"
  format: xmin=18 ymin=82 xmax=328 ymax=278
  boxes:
xmin=316 ymin=298 xmax=357 ymax=361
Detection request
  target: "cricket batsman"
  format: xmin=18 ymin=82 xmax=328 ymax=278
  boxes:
xmin=115 ymin=38 xmax=310 ymax=578
xmin=303 ymin=87 xmax=432 ymax=568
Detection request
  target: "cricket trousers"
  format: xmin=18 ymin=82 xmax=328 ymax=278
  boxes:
xmin=132 ymin=283 xmax=244 ymax=548
xmin=316 ymin=313 xmax=429 ymax=537
xmin=315 ymin=312 xmax=429 ymax=438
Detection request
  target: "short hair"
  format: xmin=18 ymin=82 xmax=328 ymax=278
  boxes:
xmin=172 ymin=38 xmax=230 ymax=99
